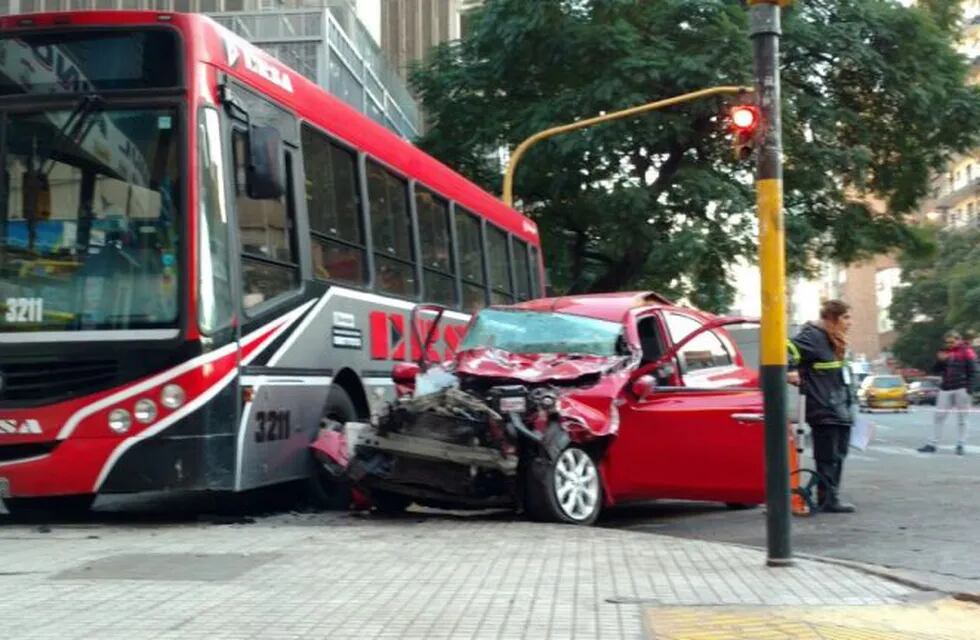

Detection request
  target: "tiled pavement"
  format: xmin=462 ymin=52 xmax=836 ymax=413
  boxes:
xmin=0 ymin=512 xmax=929 ymax=639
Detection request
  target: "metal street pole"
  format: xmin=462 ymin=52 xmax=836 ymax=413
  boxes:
xmin=749 ymin=0 xmax=792 ymax=566
xmin=501 ymin=85 xmax=753 ymax=208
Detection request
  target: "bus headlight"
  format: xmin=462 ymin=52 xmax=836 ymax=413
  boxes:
xmin=108 ymin=409 xmax=132 ymax=434
xmin=134 ymin=399 xmax=158 ymax=424
xmin=161 ymin=384 xmax=185 ymax=409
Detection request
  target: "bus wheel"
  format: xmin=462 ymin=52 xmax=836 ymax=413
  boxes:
xmin=3 ymin=494 xmax=95 ymax=520
xmin=307 ymin=386 xmax=356 ymax=511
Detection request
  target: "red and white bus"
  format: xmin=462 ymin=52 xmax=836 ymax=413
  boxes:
xmin=0 ymin=10 xmax=543 ymax=514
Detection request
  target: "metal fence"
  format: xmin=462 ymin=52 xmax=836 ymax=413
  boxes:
xmin=210 ymin=8 xmax=421 ymax=139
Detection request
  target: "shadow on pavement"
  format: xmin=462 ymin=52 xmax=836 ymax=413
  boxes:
xmin=1 ymin=490 xmax=752 ymax=530
xmin=0 ymin=482 xmax=312 ymax=527
xmin=600 ymin=500 xmax=748 ymax=524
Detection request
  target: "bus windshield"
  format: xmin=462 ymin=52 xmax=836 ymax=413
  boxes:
xmin=0 ymin=107 xmax=181 ymax=331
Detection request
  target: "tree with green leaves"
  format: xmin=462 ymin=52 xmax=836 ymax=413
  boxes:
xmin=409 ymin=0 xmax=980 ymax=311
xmin=890 ymin=226 xmax=980 ymax=371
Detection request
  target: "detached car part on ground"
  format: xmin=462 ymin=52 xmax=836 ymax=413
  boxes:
xmin=312 ymin=294 xmax=765 ymax=525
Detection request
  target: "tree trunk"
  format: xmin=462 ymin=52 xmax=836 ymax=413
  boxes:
xmin=586 ymin=245 xmax=649 ymax=293
xmin=569 ymin=229 xmax=588 ymax=293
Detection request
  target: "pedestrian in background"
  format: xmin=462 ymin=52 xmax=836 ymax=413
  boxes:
xmin=918 ymin=331 xmax=976 ymax=455
xmin=788 ymin=299 xmax=857 ymax=514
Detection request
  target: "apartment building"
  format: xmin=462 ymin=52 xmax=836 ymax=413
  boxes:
xmin=380 ymin=0 xmax=481 ymax=80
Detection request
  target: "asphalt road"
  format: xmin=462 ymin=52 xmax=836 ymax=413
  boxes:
xmin=601 ymin=404 xmax=980 ymax=595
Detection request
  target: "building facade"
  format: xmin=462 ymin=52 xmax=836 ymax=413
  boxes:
xmin=380 ymin=0 xmax=480 ymax=80
xmin=917 ymin=4 xmax=980 ymax=230
xmin=818 ymin=255 xmax=900 ymax=367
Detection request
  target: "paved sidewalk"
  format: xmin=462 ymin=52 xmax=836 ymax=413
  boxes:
xmin=0 ymin=511 xmax=971 ymax=639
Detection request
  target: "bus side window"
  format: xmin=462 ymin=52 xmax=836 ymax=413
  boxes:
xmin=232 ymin=129 xmax=299 ymax=312
xmin=416 ymin=186 xmax=456 ymax=307
xmin=512 ymin=239 xmax=531 ymax=302
xmin=456 ymin=208 xmax=486 ymax=313
xmin=367 ymin=160 xmax=417 ymax=297
xmin=487 ymin=224 xmax=514 ymax=305
xmin=300 ymin=124 xmax=366 ymax=286
xmin=529 ymin=245 xmax=542 ymax=298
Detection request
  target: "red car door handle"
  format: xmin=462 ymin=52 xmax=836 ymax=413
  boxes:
xmin=731 ymin=413 xmax=765 ymax=424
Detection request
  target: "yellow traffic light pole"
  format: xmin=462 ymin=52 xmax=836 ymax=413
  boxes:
xmin=749 ymin=0 xmax=792 ymax=566
xmin=501 ymin=85 xmax=752 ymax=208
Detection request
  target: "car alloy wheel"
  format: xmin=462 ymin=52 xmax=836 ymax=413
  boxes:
xmin=553 ymin=447 xmax=601 ymax=523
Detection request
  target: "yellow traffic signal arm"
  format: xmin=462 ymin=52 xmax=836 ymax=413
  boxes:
xmin=501 ymin=85 xmax=754 ymax=207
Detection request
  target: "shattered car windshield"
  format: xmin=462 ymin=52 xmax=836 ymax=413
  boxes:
xmin=459 ymin=308 xmax=623 ymax=356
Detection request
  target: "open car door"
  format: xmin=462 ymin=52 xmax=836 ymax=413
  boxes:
xmin=604 ymin=311 xmax=765 ymax=505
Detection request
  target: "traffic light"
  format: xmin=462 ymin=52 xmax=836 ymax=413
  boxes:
xmin=729 ymin=104 xmax=761 ymax=161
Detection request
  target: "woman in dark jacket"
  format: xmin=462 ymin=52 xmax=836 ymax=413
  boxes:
xmin=788 ymin=299 xmax=856 ymax=513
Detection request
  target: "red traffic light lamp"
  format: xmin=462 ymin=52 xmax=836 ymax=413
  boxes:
xmin=731 ymin=105 xmax=760 ymax=132
xmin=729 ymin=104 xmax=761 ymax=161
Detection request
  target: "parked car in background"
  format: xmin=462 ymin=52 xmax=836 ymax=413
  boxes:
xmin=313 ymin=292 xmax=765 ymax=525
xmin=907 ymin=377 xmax=941 ymax=405
xmin=858 ymin=375 xmax=909 ymax=412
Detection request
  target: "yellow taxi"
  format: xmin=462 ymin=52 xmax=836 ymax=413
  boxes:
xmin=857 ymin=374 xmax=909 ymax=412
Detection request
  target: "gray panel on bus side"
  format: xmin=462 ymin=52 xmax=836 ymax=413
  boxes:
xmin=236 ymin=380 xmax=329 ymax=491
xmin=265 ymin=285 xmax=471 ymax=415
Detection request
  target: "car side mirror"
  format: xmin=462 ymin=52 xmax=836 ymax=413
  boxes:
xmin=247 ymin=124 xmax=285 ymax=200
xmin=631 ymin=374 xmax=658 ymax=399
xmin=392 ymin=362 xmax=421 ymax=385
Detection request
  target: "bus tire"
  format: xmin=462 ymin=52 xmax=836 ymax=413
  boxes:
xmin=3 ymin=494 xmax=95 ymax=520
xmin=307 ymin=385 xmax=356 ymax=511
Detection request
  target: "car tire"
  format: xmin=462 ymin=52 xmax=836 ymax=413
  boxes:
xmin=306 ymin=386 xmax=356 ymax=511
xmin=3 ymin=494 xmax=95 ymax=520
xmin=371 ymin=490 xmax=412 ymax=514
xmin=524 ymin=446 xmax=602 ymax=526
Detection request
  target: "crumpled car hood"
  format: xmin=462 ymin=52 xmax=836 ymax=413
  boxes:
xmin=452 ymin=347 xmax=625 ymax=383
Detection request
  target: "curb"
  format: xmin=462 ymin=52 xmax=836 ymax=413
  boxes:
xmin=795 ymin=554 xmax=980 ymax=604
xmin=717 ymin=539 xmax=979 ymax=600
xmin=792 ymin=552 xmax=945 ymax=593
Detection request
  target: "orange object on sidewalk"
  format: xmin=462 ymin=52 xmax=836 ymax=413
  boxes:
xmin=789 ymin=423 xmax=809 ymax=516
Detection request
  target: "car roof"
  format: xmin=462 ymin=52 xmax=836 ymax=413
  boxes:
xmin=509 ymin=291 xmax=688 ymax=323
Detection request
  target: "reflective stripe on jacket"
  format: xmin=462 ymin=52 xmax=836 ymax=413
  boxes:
xmin=788 ymin=322 xmax=853 ymax=427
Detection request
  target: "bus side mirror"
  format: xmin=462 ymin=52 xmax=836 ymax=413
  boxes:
xmin=247 ymin=124 xmax=284 ymax=200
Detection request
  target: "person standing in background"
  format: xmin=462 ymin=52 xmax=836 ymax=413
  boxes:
xmin=918 ymin=331 xmax=976 ymax=455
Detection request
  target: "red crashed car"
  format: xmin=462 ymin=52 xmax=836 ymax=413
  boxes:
xmin=314 ymin=292 xmax=765 ymax=525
